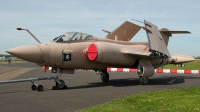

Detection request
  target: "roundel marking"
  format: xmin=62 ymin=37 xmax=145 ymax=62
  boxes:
xmin=87 ymin=43 xmax=98 ymax=61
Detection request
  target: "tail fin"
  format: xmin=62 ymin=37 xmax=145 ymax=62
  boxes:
xmin=160 ymin=28 xmax=191 ymax=46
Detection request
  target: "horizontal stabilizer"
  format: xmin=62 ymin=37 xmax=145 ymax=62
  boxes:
xmin=160 ymin=30 xmax=191 ymax=34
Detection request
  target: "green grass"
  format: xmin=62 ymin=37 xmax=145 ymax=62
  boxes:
xmin=78 ymin=87 xmax=200 ymax=112
xmin=160 ymin=61 xmax=200 ymax=70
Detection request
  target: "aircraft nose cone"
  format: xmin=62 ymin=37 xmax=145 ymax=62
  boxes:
xmin=6 ymin=45 xmax=41 ymax=62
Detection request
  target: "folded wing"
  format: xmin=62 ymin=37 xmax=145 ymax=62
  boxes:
xmin=104 ymin=21 xmax=141 ymax=41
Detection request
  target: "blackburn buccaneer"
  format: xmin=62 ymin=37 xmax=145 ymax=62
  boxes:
xmin=1 ymin=20 xmax=195 ymax=92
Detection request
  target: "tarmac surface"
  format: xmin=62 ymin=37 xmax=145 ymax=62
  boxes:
xmin=0 ymin=62 xmax=200 ymax=112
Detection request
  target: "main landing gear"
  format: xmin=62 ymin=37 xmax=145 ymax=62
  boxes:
xmin=139 ymin=76 xmax=148 ymax=85
xmin=101 ymin=72 xmax=109 ymax=82
xmin=0 ymin=68 xmax=68 ymax=92
xmin=137 ymin=64 xmax=149 ymax=85
xmin=94 ymin=70 xmax=109 ymax=82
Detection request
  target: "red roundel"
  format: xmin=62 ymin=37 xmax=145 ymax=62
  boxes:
xmin=87 ymin=43 xmax=98 ymax=61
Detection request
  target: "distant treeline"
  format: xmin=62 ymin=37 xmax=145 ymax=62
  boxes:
xmin=0 ymin=54 xmax=14 ymax=58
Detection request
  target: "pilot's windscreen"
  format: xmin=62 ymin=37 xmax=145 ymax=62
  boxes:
xmin=54 ymin=35 xmax=68 ymax=42
xmin=70 ymin=32 xmax=80 ymax=40
xmin=71 ymin=32 xmax=93 ymax=41
xmin=62 ymin=32 xmax=93 ymax=41
xmin=53 ymin=37 xmax=60 ymax=41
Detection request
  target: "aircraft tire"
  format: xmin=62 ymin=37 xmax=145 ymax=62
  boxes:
xmin=101 ymin=72 xmax=109 ymax=82
xmin=56 ymin=79 xmax=65 ymax=89
xmin=139 ymin=76 xmax=148 ymax=85
xmin=31 ymin=84 xmax=37 ymax=91
xmin=37 ymin=85 xmax=43 ymax=92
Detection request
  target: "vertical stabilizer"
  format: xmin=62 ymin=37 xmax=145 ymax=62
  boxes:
xmin=160 ymin=28 xmax=171 ymax=47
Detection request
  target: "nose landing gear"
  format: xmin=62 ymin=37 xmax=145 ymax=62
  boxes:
xmin=52 ymin=68 xmax=68 ymax=90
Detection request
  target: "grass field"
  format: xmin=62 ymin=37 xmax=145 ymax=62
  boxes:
xmin=160 ymin=60 xmax=200 ymax=70
xmin=78 ymin=86 xmax=200 ymax=112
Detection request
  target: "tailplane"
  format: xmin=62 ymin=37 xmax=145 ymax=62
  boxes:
xmin=160 ymin=28 xmax=190 ymax=46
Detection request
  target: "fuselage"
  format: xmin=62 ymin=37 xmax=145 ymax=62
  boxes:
xmin=42 ymin=40 xmax=147 ymax=69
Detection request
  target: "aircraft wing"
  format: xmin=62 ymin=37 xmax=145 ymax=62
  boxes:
xmin=122 ymin=50 xmax=151 ymax=58
xmin=143 ymin=20 xmax=171 ymax=58
xmin=104 ymin=21 xmax=141 ymax=41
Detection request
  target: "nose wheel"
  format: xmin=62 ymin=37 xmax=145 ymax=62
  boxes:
xmin=56 ymin=79 xmax=66 ymax=89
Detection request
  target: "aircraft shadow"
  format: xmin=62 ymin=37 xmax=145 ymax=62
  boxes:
xmin=0 ymin=91 xmax=32 ymax=95
xmin=0 ymin=76 xmax=199 ymax=93
xmin=68 ymin=76 xmax=200 ymax=90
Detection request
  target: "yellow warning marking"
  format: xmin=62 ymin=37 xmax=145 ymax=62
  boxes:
xmin=63 ymin=49 xmax=73 ymax=53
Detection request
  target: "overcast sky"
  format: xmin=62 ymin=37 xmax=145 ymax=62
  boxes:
xmin=0 ymin=0 xmax=200 ymax=56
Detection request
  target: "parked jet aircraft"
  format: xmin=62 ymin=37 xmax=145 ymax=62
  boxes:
xmin=1 ymin=20 xmax=195 ymax=92
xmin=0 ymin=55 xmax=16 ymax=61
xmin=0 ymin=56 xmax=6 ymax=60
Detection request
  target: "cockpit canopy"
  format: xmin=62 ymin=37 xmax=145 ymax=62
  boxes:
xmin=53 ymin=32 xmax=93 ymax=42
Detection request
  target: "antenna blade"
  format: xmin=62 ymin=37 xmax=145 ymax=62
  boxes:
xmin=131 ymin=19 xmax=144 ymax=23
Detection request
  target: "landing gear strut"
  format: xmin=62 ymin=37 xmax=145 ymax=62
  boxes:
xmin=0 ymin=68 xmax=68 ymax=92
